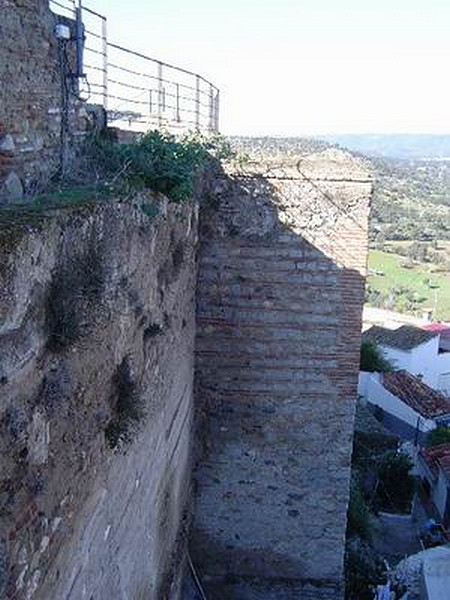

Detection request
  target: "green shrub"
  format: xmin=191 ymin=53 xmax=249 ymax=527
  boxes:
xmin=351 ymin=431 xmax=398 ymax=474
xmin=376 ymin=451 xmax=415 ymax=513
xmin=92 ymin=130 xmax=220 ymax=202
xmin=360 ymin=340 xmax=393 ymax=372
xmin=427 ymin=426 xmax=450 ymax=448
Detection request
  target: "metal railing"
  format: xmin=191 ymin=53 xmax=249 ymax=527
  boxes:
xmin=49 ymin=0 xmax=76 ymax=19
xmin=49 ymin=0 xmax=220 ymax=133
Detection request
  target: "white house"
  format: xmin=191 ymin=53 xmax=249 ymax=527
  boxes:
xmin=363 ymin=324 xmax=450 ymax=396
xmin=417 ymin=443 xmax=450 ymax=527
xmin=358 ymin=370 xmax=450 ymax=445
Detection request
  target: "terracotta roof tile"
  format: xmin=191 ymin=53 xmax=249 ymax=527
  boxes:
xmin=422 ymin=323 xmax=450 ymax=340
xmin=422 ymin=323 xmax=450 ymax=331
xmin=363 ymin=325 xmax=438 ymax=350
xmin=382 ymin=371 xmax=450 ymax=419
xmin=422 ymin=443 xmax=450 ymax=480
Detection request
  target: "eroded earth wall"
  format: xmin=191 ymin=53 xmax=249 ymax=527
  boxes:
xmin=0 ymin=195 xmax=198 ymax=599
xmin=193 ymin=148 xmax=372 ymax=599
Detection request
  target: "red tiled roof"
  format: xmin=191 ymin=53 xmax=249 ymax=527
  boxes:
xmin=382 ymin=371 xmax=450 ymax=419
xmin=422 ymin=443 xmax=450 ymax=480
xmin=422 ymin=323 xmax=450 ymax=338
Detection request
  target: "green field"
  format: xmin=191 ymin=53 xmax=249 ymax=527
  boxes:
xmin=367 ymin=250 xmax=450 ymax=321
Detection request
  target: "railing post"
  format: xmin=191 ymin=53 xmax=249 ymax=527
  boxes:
xmin=195 ymin=75 xmax=201 ymax=131
xmin=75 ymin=1 xmax=84 ymax=79
xmin=175 ymin=83 xmax=180 ymax=122
xmin=158 ymin=62 xmax=163 ymax=127
xmin=102 ymin=15 xmax=108 ymax=112
xmin=214 ymin=89 xmax=220 ymax=132
xmin=77 ymin=12 xmax=219 ymax=134
xmin=209 ymin=83 xmax=214 ymax=131
xmin=148 ymin=89 xmax=153 ymax=129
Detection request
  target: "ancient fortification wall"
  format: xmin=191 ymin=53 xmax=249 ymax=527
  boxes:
xmin=0 ymin=0 xmax=85 ymax=200
xmin=1 ymin=4 xmax=374 ymax=599
xmin=0 ymin=197 xmax=198 ymax=599
xmin=193 ymin=150 xmax=372 ymax=599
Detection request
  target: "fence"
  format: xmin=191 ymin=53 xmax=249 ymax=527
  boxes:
xmin=49 ymin=0 xmax=220 ymax=133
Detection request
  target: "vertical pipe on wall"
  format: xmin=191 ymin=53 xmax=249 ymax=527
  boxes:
xmin=57 ymin=40 xmax=70 ymax=177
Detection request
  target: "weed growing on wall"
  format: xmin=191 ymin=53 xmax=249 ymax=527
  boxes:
xmin=45 ymin=248 xmax=105 ymax=351
xmin=105 ymin=358 xmax=145 ymax=450
xmin=9 ymin=130 xmax=237 ymax=210
xmin=92 ymin=130 xmax=229 ymax=203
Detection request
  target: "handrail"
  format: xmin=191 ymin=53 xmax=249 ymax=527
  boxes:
xmin=48 ymin=0 xmax=220 ymax=133
xmin=49 ymin=0 xmax=75 ymax=17
xmin=107 ymin=42 xmax=219 ymax=93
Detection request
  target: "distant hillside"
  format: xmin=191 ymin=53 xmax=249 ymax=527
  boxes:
xmin=314 ymin=136 xmax=450 ymax=241
xmin=370 ymin=157 xmax=450 ymax=242
xmin=315 ymin=134 xmax=450 ymax=160
xmin=230 ymin=136 xmax=330 ymax=158
xmin=231 ymin=135 xmax=450 ymax=241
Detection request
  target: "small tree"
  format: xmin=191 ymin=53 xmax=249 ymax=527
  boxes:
xmin=376 ymin=452 xmax=415 ymax=513
xmin=360 ymin=340 xmax=393 ymax=372
xmin=427 ymin=426 xmax=450 ymax=448
xmin=408 ymin=241 xmax=428 ymax=263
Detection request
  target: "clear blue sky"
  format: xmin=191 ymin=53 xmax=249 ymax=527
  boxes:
xmin=87 ymin=0 xmax=450 ymax=135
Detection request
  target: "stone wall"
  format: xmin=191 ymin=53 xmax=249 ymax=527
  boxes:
xmin=0 ymin=0 xmax=86 ymax=201
xmin=192 ymin=148 xmax=372 ymax=598
xmin=0 ymin=194 xmax=198 ymax=599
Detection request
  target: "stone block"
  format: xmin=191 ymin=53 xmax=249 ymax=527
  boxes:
xmin=0 ymin=135 xmax=15 ymax=153
xmin=28 ymin=411 xmax=50 ymax=466
xmin=0 ymin=171 xmax=24 ymax=204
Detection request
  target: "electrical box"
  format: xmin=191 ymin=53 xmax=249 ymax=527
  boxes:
xmin=55 ymin=24 xmax=71 ymax=41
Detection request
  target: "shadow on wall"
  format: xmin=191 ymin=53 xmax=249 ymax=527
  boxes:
xmin=191 ymin=148 xmax=372 ymax=600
